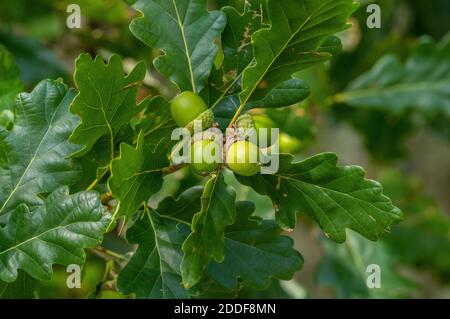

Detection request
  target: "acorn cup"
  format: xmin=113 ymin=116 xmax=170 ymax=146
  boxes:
xmin=185 ymin=109 xmax=215 ymax=134
xmin=169 ymin=119 xmax=220 ymax=165
xmin=236 ymin=114 xmax=256 ymax=129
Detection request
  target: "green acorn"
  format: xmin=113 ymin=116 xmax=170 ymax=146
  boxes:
xmin=185 ymin=109 xmax=214 ymax=134
xmin=236 ymin=114 xmax=255 ymax=129
xmin=235 ymin=114 xmax=257 ymax=142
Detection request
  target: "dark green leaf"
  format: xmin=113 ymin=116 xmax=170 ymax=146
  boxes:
xmin=156 ymin=186 xmax=203 ymax=223
xmin=108 ymin=132 xmax=169 ymax=221
xmin=181 ymin=174 xmax=236 ymax=288
xmin=0 ymin=79 xmax=81 ymax=217
xmin=239 ymin=0 xmax=357 ymax=104
xmin=130 ymin=0 xmax=226 ymax=92
xmin=117 ymin=212 xmax=191 ymax=299
xmin=237 ymin=153 xmax=402 ymax=242
xmin=0 ymin=187 xmax=111 ymax=283
xmin=119 ymin=187 xmax=302 ymax=297
xmin=206 ymin=2 xmax=264 ymax=103
xmin=207 ymin=201 xmax=303 ymax=291
xmin=69 ymin=54 xmax=147 ymax=159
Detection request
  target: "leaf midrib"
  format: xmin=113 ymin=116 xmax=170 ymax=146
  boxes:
xmin=147 ymin=212 xmax=169 ymax=298
xmin=123 ymin=213 xmax=185 ymax=298
xmin=213 ymin=2 xmax=329 ymax=113
xmin=274 ymin=174 xmax=399 ymax=240
xmin=246 ymin=1 xmax=328 ymax=98
xmin=278 ymin=174 xmax=397 ymax=216
xmin=86 ymin=74 xmax=115 ymax=161
xmin=231 ymin=1 xmax=329 ymax=125
xmin=0 ymin=222 xmax=98 ymax=257
xmin=0 ymin=91 xmax=61 ymax=215
xmin=172 ymin=0 xmax=196 ymax=92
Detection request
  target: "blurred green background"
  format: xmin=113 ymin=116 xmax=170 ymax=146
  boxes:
xmin=0 ymin=0 xmax=449 ymax=299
